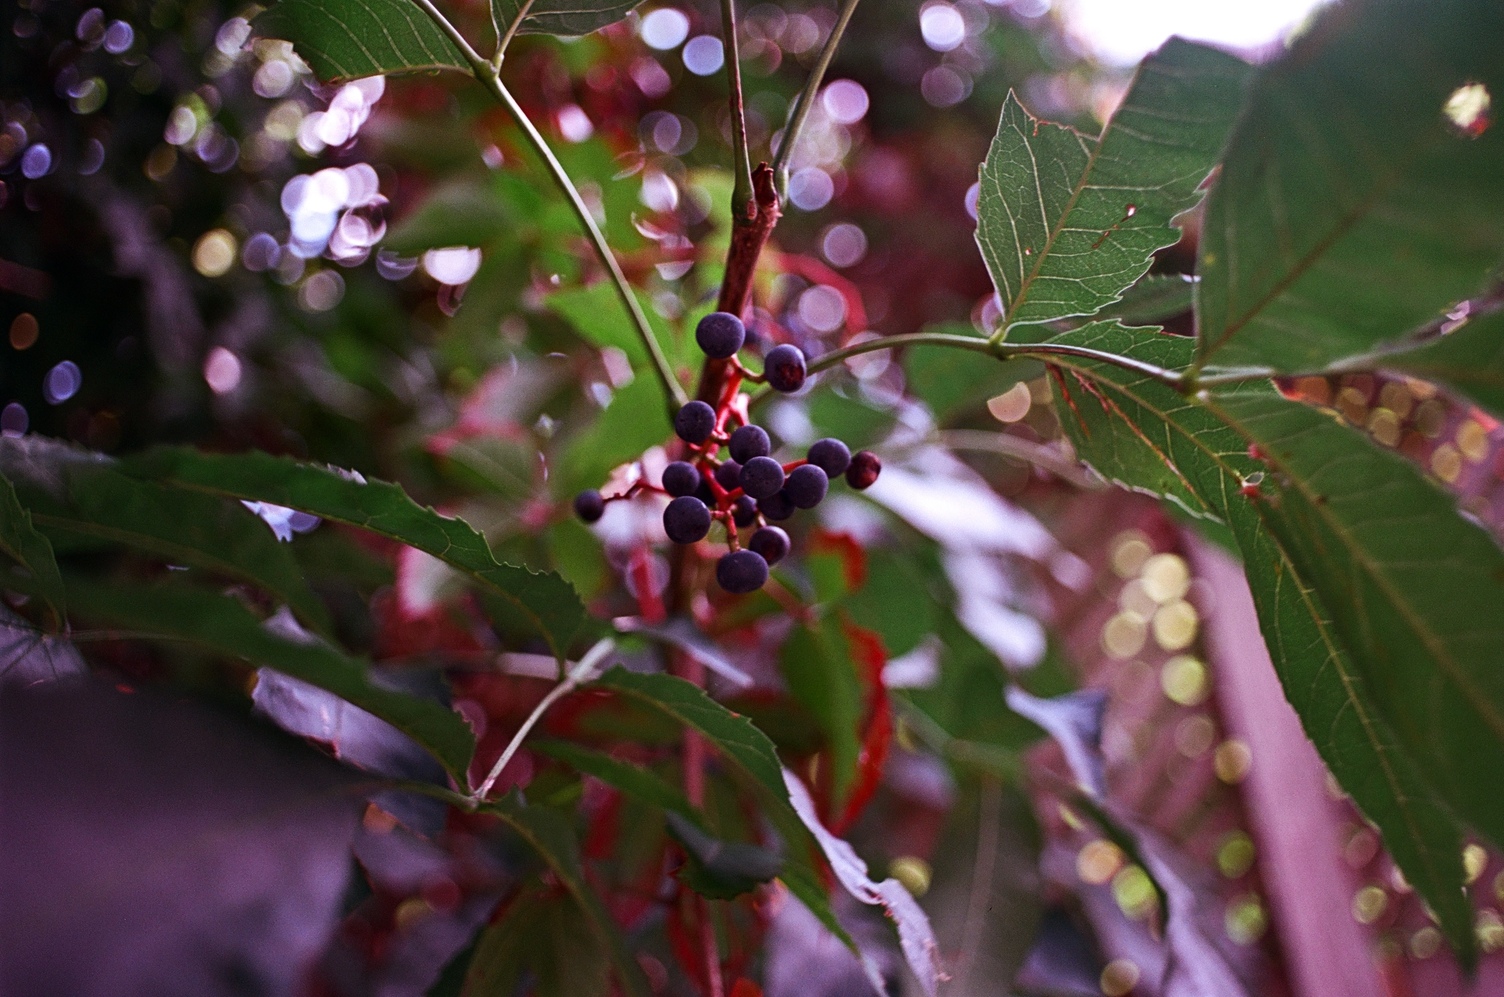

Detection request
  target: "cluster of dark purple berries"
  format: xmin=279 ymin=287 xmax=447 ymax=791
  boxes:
xmin=573 ymin=311 xmax=881 ymax=595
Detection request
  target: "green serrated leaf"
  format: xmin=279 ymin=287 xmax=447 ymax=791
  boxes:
xmin=492 ymin=0 xmax=646 ymax=43
xmin=0 ymin=437 xmax=331 ymax=637
xmin=484 ymin=795 xmax=650 ymax=997
xmin=590 ymin=668 xmax=855 ymax=946
xmin=976 ymin=39 xmax=1249 ymax=335
xmin=1371 ymin=311 xmax=1504 ymax=421
xmin=0 ymin=473 xmax=66 ymax=621
xmin=121 ymin=447 xmax=584 ymax=660
xmin=1208 ymin=389 xmax=1504 ymax=852
xmin=1196 ymin=0 xmax=1504 ymax=373
xmin=61 ymin=576 xmax=476 ymax=781
xmin=253 ymin=0 xmax=470 ymax=82
xmin=1039 ymin=322 xmax=1477 ymax=962
xmin=532 ymin=740 xmax=698 ymax=822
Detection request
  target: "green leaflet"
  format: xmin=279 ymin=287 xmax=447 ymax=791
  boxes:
xmin=0 ymin=473 xmax=66 ymax=621
xmin=253 ymin=0 xmax=470 ymax=82
xmin=122 ymin=447 xmax=585 ymax=660
xmin=491 ymin=0 xmax=646 ymax=45
xmin=975 ymin=39 xmax=1249 ymax=335
xmin=1196 ymin=0 xmax=1504 ymax=372
xmin=1040 ymin=322 xmax=1477 ymax=961
xmin=60 ymin=576 xmax=476 ymax=781
xmin=1 ymin=437 xmax=331 ymax=637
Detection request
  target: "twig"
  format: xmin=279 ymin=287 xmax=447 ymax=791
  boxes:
xmin=719 ymin=0 xmax=754 ymax=216
xmin=769 ymin=0 xmax=864 ymax=197
xmin=409 ymin=0 xmax=687 ymax=414
xmin=491 ymin=0 xmax=538 ymax=72
xmin=472 ymin=638 xmax=616 ymax=801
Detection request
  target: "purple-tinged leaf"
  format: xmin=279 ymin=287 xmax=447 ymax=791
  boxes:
xmin=0 ymin=606 xmax=84 ymax=688
xmin=1003 ymin=686 xmax=1108 ymax=798
xmin=782 ymin=770 xmax=945 ymax=997
xmin=613 ymin=615 xmax=754 ymax=688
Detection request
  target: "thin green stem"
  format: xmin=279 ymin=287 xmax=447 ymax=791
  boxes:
xmin=491 ymin=0 xmax=537 ymax=73
xmin=769 ymin=0 xmax=863 ymax=197
xmin=472 ymin=638 xmax=615 ymax=801
xmin=409 ymin=0 xmax=687 ymax=413
xmin=750 ymin=330 xmax=1195 ymax=410
xmin=1184 ymin=366 xmax=1278 ymax=390
xmin=719 ymin=0 xmax=754 ymax=214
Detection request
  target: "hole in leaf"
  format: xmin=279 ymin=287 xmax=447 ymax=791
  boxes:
xmin=1443 ymin=82 xmax=1491 ymax=138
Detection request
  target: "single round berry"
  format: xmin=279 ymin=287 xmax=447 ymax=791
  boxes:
xmin=748 ymin=525 xmax=790 ymax=566
xmin=573 ymin=489 xmax=605 ymax=523
xmin=715 ymin=460 xmax=742 ymax=491
xmin=845 ymin=450 xmax=882 ymax=490
xmin=663 ymin=495 xmax=712 ymax=544
xmin=758 ymin=490 xmax=795 ymax=522
xmin=674 ymin=400 xmax=717 ymax=445
xmin=695 ymin=311 xmax=746 ymax=359
xmin=764 ymin=344 xmax=807 ymax=393
xmin=739 ymin=455 xmax=786 ymax=500
xmin=662 ymin=461 xmax=700 ymax=498
xmin=731 ymin=495 xmax=758 ymax=528
xmin=806 ymin=438 xmax=851 ymax=477
xmin=784 ymin=464 xmax=828 ymax=509
xmin=728 ymin=424 xmax=771 ymax=464
xmin=716 ymin=549 xmax=769 ymax=594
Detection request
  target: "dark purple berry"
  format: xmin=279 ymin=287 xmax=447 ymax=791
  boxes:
xmin=663 ymin=495 xmax=712 ymax=544
xmin=716 ymin=549 xmax=769 ymax=594
xmin=758 ymin=490 xmax=795 ymax=522
xmin=739 ymin=455 xmax=786 ymax=500
xmin=574 ymin=489 xmax=605 ymax=523
xmin=731 ymin=495 xmax=758 ymax=528
xmin=674 ymin=400 xmax=717 ymax=444
xmin=806 ymin=438 xmax=851 ymax=477
xmin=662 ymin=461 xmax=700 ymax=498
xmin=715 ymin=460 xmax=743 ymax=491
xmin=784 ymin=464 xmax=828 ymax=509
xmin=748 ymin=526 xmax=790 ymax=566
xmin=764 ymin=344 xmax=807 ymax=393
xmin=695 ymin=311 xmax=746 ymax=359
xmin=846 ymin=450 xmax=881 ymax=490
xmin=728 ymin=424 xmax=771 ymax=464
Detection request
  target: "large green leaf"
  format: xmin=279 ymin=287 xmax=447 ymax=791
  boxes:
xmin=0 ymin=438 xmax=330 ymax=637
xmin=560 ymin=375 xmax=670 ymax=495
xmin=549 ymin=283 xmax=684 ymax=374
xmin=483 ymin=796 xmax=649 ymax=997
xmin=1207 ymin=390 xmax=1504 ymax=848
xmin=1196 ymin=0 xmax=1504 ymax=372
xmin=1375 ymin=310 xmax=1504 ymax=420
xmin=975 ymin=39 xmax=1249 ymax=335
xmin=0 ymin=473 xmax=66 ymax=621
xmin=123 ymin=447 xmax=584 ymax=660
xmin=254 ymin=0 xmax=470 ymax=82
xmin=491 ymin=0 xmax=646 ymax=42
xmin=60 ymin=576 xmax=476 ymax=781
xmin=590 ymin=668 xmax=853 ymax=944
xmin=1041 ymin=323 xmax=1476 ymax=959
